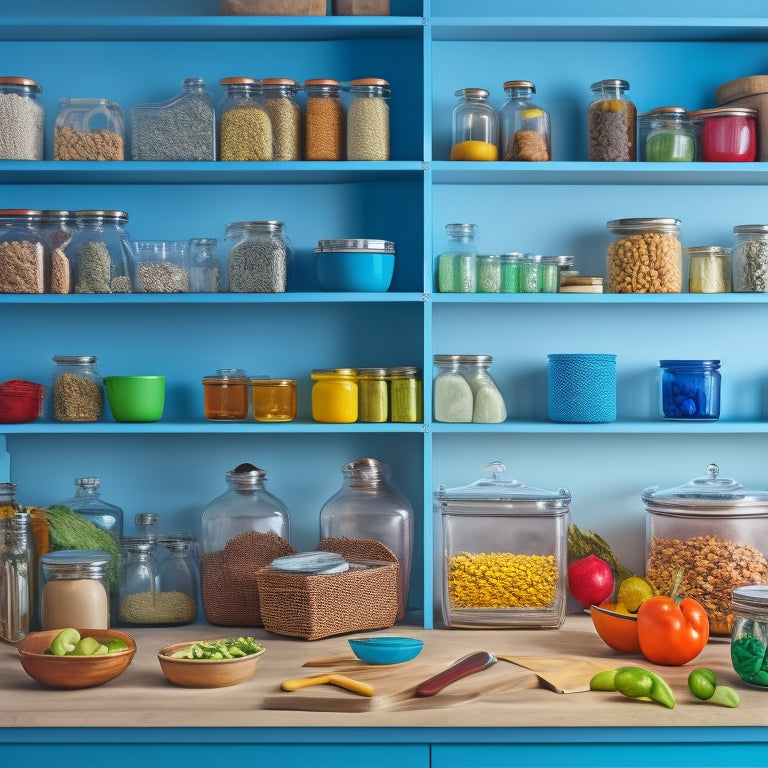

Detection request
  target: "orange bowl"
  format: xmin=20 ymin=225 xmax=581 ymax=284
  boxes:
xmin=158 ymin=641 xmax=265 ymax=688
xmin=589 ymin=603 xmax=642 ymax=654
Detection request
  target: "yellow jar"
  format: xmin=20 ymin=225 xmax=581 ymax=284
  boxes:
xmin=311 ymin=368 xmax=357 ymax=423
xmin=251 ymin=378 xmax=297 ymax=422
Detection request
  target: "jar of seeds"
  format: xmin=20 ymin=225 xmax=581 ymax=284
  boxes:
xmin=219 ymin=77 xmax=273 ymax=161
xmin=39 ymin=210 xmax=76 ymax=294
xmin=262 ymin=78 xmax=301 ymax=161
xmin=54 ymin=97 xmax=124 ymax=160
xmin=51 ymin=355 xmax=104 ymax=423
xmin=588 ymin=79 xmax=636 ymax=161
xmin=131 ymin=240 xmax=189 ymax=293
xmin=476 ymin=254 xmax=501 ymax=293
xmin=732 ymin=225 xmax=768 ymax=292
xmin=437 ymin=223 xmax=478 ymax=293
xmin=347 ymin=78 xmax=390 ymax=161
xmin=0 ymin=77 xmax=44 ymax=160
xmin=304 ymin=78 xmax=344 ymax=160
xmin=224 ymin=220 xmax=292 ymax=293
xmin=68 ymin=210 xmax=133 ymax=294
xmin=0 ymin=209 xmax=44 ymax=294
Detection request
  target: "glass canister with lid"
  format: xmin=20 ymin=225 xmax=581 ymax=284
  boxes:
xmin=588 ymin=79 xmax=636 ymax=161
xmin=732 ymin=224 xmax=768 ymax=292
xmin=689 ymin=107 xmax=757 ymax=162
xmin=51 ymin=354 xmax=104 ymax=423
xmin=437 ymin=223 xmax=478 ymax=293
xmin=0 ymin=209 xmax=44 ymax=293
xmin=450 ymin=88 xmax=499 ymax=161
xmin=39 ymin=210 xmax=76 ymax=294
xmin=435 ymin=461 xmax=570 ymax=629
xmin=0 ymin=76 xmax=44 ymax=160
xmin=643 ymin=463 xmax=768 ymax=636
xmin=346 ymin=78 xmax=390 ymax=161
xmin=218 ymin=77 xmax=273 ymax=161
xmin=224 ymin=220 xmax=292 ymax=293
xmin=56 ymin=476 xmax=123 ymax=545
xmin=685 ymin=245 xmax=732 ymax=293
xmin=730 ymin=585 xmax=768 ymax=688
xmin=262 ymin=78 xmax=301 ymax=161
xmin=156 ymin=533 xmax=199 ymax=625
xmin=499 ymin=80 xmax=551 ymax=161
xmin=251 ymin=378 xmax=297 ymax=422
xmin=54 ymin=97 xmax=125 ymax=160
xmin=356 ymin=367 xmax=389 ymax=423
xmin=388 ymin=366 xmax=422 ymax=423
xmin=311 ymin=368 xmax=358 ymax=423
xmin=659 ymin=359 xmax=721 ymax=420
xmin=303 ymin=78 xmax=345 ymax=160
xmin=202 ymin=368 xmax=250 ymax=420
xmin=638 ymin=107 xmax=695 ymax=162
xmin=460 ymin=355 xmax=507 ymax=423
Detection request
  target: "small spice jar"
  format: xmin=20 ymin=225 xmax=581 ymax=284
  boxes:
xmin=51 ymin=355 xmax=104 ymax=422
xmin=659 ymin=359 xmax=721 ymax=420
xmin=499 ymin=80 xmax=551 ymax=161
xmin=689 ymin=107 xmax=757 ymax=162
xmin=518 ymin=254 xmax=542 ymax=293
xmin=437 ymin=223 xmax=478 ymax=293
xmin=54 ymin=97 xmax=125 ymax=160
xmin=0 ymin=209 xmax=44 ymax=294
xmin=357 ymin=367 xmax=389 ymax=423
xmin=732 ymin=224 xmax=768 ymax=292
xmin=202 ymin=368 xmax=250 ymax=420
xmin=262 ymin=78 xmax=301 ymax=161
xmin=311 ymin=368 xmax=358 ymax=423
xmin=538 ymin=255 xmax=561 ymax=293
xmin=303 ymin=78 xmax=344 ymax=160
xmin=450 ymin=88 xmax=499 ymax=161
xmin=346 ymin=78 xmax=390 ymax=161
xmin=588 ymin=79 xmax=636 ymax=161
xmin=731 ymin=585 xmax=768 ymax=688
xmin=435 ymin=461 xmax=570 ymax=629
xmin=638 ymin=107 xmax=695 ymax=162
xmin=685 ymin=246 xmax=732 ymax=293
xmin=251 ymin=378 xmax=297 ymax=422
xmin=388 ymin=366 xmax=422 ymax=423
xmin=187 ymin=237 xmax=221 ymax=293
xmin=39 ymin=210 xmax=76 ymax=294
xmin=476 ymin=254 xmax=501 ymax=293
xmin=218 ymin=77 xmax=273 ymax=161
xmin=0 ymin=76 xmax=44 ymax=160
xmin=224 ymin=220 xmax=292 ymax=293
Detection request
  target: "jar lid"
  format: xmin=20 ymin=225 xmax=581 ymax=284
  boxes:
xmin=641 ymin=463 xmax=768 ymax=514
xmin=314 ymin=239 xmax=395 ymax=254
xmin=734 ymin=224 xmax=768 ymax=235
xmin=503 ymin=80 xmax=535 ymax=91
xmin=0 ymin=76 xmax=41 ymax=92
xmin=225 ymin=220 xmax=285 ymax=234
xmin=454 ymin=87 xmax=489 ymax=99
xmin=350 ymin=77 xmax=389 ymax=86
xmin=606 ymin=218 xmax=680 ymax=234
xmin=349 ymin=78 xmax=390 ymax=97
xmin=311 ymin=367 xmax=357 ymax=377
xmin=120 ymin=534 xmax=158 ymax=552
xmin=57 ymin=97 xmax=120 ymax=108
xmin=251 ymin=378 xmax=296 ymax=387
xmin=388 ymin=366 xmax=419 ymax=377
xmin=590 ymin=79 xmax=630 ymax=91
xmin=356 ymin=367 xmax=389 ymax=378
xmin=220 ymin=76 xmax=260 ymax=86
xmin=41 ymin=549 xmax=111 ymax=577
xmin=74 ymin=210 xmax=129 ymax=222
xmin=639 ymin=106 xmax=688 ymax=118
xmin=225 ymin=462 xmax=267 ymax=487
xmin=732 ymin=585 xmax=768 ymax=613
xmin=434 ymin=354 xmax=492 ymax=364
xmin=689 ymin=107 xmax=757 ymax=120
xmin=303 ymin=78 xmax=340 ymax=87
xmin=659 ymin=359 xmax=720 ymax=369
xmin=684 ymin=246 xmax=731 ymax=257
xmin=52 ymin=355 xmax=99 ymax=364
xmin=0 ymin=209 xmax=42 ymax=218
xmin=262 ymin=77 xmax=297 ymax=86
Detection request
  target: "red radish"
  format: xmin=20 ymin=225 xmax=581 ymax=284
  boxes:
xmin=568 ymin=554 xmax=614 ymax=608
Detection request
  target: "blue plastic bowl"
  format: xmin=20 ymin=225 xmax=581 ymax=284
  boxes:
xmin=348 ymin=636 xmax=424 ymax=665
xmin=315 ymin=246 xmax=395 ymax=292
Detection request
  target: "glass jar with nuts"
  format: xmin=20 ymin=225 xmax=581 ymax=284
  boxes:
xmin=499 ymin=80 xmax=551 ymax=161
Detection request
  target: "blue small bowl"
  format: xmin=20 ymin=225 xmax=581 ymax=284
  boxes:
xmin=314 ymin=240 xmax=395 ymax=292
xmin=348 ymin=636 xmax=424 ymax=665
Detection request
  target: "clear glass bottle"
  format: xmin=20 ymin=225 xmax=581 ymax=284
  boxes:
xmin=500 ymin=80 xmax=551 ymax=161
xmin=51 ymin=354 xmax=104 ymax=422
xmin=685 ymin=246 xmax=732 ymax=293
xmin=731 ymin=585 xmax=768 ymax=688
xmin=659 ymin=359 xmax=721 ymax=420
xmin=156 ymin=534 xmax=198 ymax=625
xmin=262 ymin=78 xmax=301 ymax=161
xmin=218 ymin=77 xmax=272 ymax=161
xmin=0 ymin=208 xmax=44 ymax=294
xmin=224 ymin=220 xmax=292 ymax=293
xmin=437 ymin=223 xmax=478 ymax=293
xmin=0 ymin=77 xmax=44 ymax=160
xmin=320 ymin=457 xmax=413 ymax=622
xmin=201 ymin=462 xmax=291 ymax=626
xmin=588 ymin=79 xmax=636 ymax=161
xmin=187 ymin=237 xmax=221 ymax=293
xmin=0 ymin=510 xmax=32 ymax=642
xmin=450 ymin=88 xmax=499 ymax=161
xmin=732 ymin=224 xmax=768 ymax=292
xmin=0 ymin=482 xmax=19 ymax=514
xmin=433 ymin=354 xmax=474 ymax=423
xmin=118 ymin=535 xmax=160 ymax=626
xmin=357 ymin=367 xmax=389 ymax=423
xmin=460 ymin=354 xmax=507 ymax=423
xmin=311 ymin=368 xmax=358 ymax=423
xmin=39 ymin=210 xmax=76 ymax=293
xmin=304 ymin=78 xmax=344 ymax=160
xmin=68 ymin=210 xmax=133 ymax=294
xmin=251 ymin=378 xmax=297 ymax=422
xmin=54 ymin=97 xmax=124 ymax=160
xmin=638 ymin=107 xmax=695 ymax=162
xmin=135 ymin=512 xmax=160 ymax=538
xmin=346 ymin=78 xmax=390 ymax=161
xmin=202 ymin=368 xmax=250 ymax=421
xmin=388 ymin=366 xmax=422 ymax=423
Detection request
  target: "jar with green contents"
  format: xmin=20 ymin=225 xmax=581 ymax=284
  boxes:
xmin=538 ymin=256 xmax=561 ymax=293
xmin=639 ymin=107 xmax=695 ymax=162
xmin=519 ymin=254 xmax=542 ymax=293
xmin=731 ymin=585 xmax=768 ymax=687
xmin=389 ymin=366 xmax=422 ymax=423
xmin=357 ymin=367 xmax=389 ymax=423
xmin=219 ymin=77 xmax=273 ymax=161
xmin=500 ymin=252 xmax=522 ymax=293
xmin=476 ymin=254 xmax=501 ymax=293
xmin=437 ymin=223 xmax=478 ymax=293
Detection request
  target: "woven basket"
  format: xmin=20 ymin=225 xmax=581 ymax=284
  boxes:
xmin=547 ymin=353 xmax=616 ymax=423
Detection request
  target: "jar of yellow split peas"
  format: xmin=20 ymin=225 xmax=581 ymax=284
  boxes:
xmin=450 ymin=88 xmax=498 ymax=161
xmin=311 ymin=368 xmax=358 ymax=423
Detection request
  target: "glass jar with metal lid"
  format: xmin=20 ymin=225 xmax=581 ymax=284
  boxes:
xmin=388 ymin=366 xmax=422 ymax=423
xmin=588 ymin=79 xmax=636 ymax=161
xmin=0 ymin=77 xmax=44 ymax=160
xmin=311 ymin=368 xmax=358 ymax=423
xmin=437 ymin=223 xmax=478 ymax=293
xmin=638 ymin=106 xmax=695 ymax=162
xmin=51 ymin=355 xmax=104 ymax=422
xmin=202 ymin=368 xmax=250 ymax=420
xmin=500 ymin=80 xmax=550 ymax=161
xmin=435 ymin=461 xmax=570 ymax=629
xmin=39 ymin=210 xmax=76 ymax=293
xmin=606 ymin=217 xmax=682 ymax=293
xmin=459 ymin=355 xmax=506 ymax=423
xmin=187 ymin=237 xmax=221 ymax=293
xmin=0 ymin=510 xmax=32 ymax=642
xmin=218 ymin=77 xmax=272 ymax=161
xmin=304 ymin=78 xmax=344 ymax=160
xmin=54 ymin=97 xmax=124 ymax=160
xmin=347 ymin=78 xmax=390 ymax=161
xmin=262 ymin=78 xmax=301 ymax=161
xmin=476 ymin=254 xmax=501 ymax=293
xmin=0 ymin=209 xmax=43 ymax=294
xmin=685 ymin=246 xmax=732 ymax=293
xmin=68 ymin=210 xmax=133 ymax=294
xmin=224 ymin=220 xmax=292 ymax=293
xmin=689 ymin=107 xmax=757 ymax=162
xmin=251 ymin=378 xmax=297 ymax=422
xmin=357 ymin=367 xmax=389 ymax=423
xmin=659 ymin=359 xmax=721 ymax=419
xmin=450 ymin=88 xmax=499 ymax=161
xmin=643 ymin=463 xmax=768 ymax=636
xmin=732 ymin=224 xmax=768 ymax=292
xmin=433 ymin=355 xmax=473 ymax=422
xmin=500 ymin=252 xmax=522 ymax=293
xmin=730 ymin=585 xmax=768 ymax=688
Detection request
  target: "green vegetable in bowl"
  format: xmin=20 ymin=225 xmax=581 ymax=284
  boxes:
xmin=49 ymin=628 xmax=80 ymax=656
xmin=171 ymin=637 xmax=263 ymax=660
xmin=47 ymin=628 xmax=128 ymax=656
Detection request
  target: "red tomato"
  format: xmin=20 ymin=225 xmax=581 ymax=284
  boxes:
xmin=636 ymin=595 xmax=709 ymax=666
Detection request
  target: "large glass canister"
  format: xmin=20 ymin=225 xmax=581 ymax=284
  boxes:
xmin=685 ymin=245 xmax=732 ymax=293
xmin=500 ymin=80 xmax=551 ymax=161
xmin=435 ymin=461 xmax=570 ymax=629
xmin=450 ymin=88 xmax=499 ymax=161
xmin=732 ymin=224 xmax=768 ymax=292
xmin=218 ymin=77 xmax=273 ymax=161
xmin=51 ymin=354 xmax=104 ymax=423
xmin=320 ymin=457 xmax=413 ymax=622
xmin=0 ymin=209 xmax=44 ymax=294
xmin=433 ymin=354 xmax=474 ymax=423
xmin=54 ymin=97 xmax=124 ymax=160
xmin=460 ymin=354 xmax=507 ymax=423
xmin=303 ymin=78 xmax=344 ymax=160
xmin=224 ymin=220 xmax=292 ymax=293
xmin=606 ymin=217 xmax=682 ymax=293
xmin=311 ymin=368 xmax=358 ymax=423
xmin=730 ymin=585 xmax=768 ymax=688
xmin=346 ymin=78 xmax=390 ymax=161
xmin=437 ymin=223 xmax=478 ymax=293
xmin=39 ymin=210 xmax=76 ymax=294
xmin=56 ymin=476 xmax=123 ymax=546
xmin=588 ymin=79 xmax=636 ymax=161
xmin=0 ymin=76 xmax=44 ymax=160
xmin=659 ymin=359 xmax=721 ymax=420
xmin=201 ymin=462 xmax=292 ymax=626
xmin=638 ymin=107 xmax=695 ymax=162
xmin=262 ymin=78 xmax=301 ymax=161
xmin=643 ymin=463 xmax=768 ymax=636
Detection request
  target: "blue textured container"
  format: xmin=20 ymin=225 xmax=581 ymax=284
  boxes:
xmin=547 ymin=353 xmax=617 ymax=423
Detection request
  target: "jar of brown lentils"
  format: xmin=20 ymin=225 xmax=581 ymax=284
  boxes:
xmin=51 ymin=355 xmax=104 ymax=423
xmin=304 ymin=79 xmax=345 ymax=161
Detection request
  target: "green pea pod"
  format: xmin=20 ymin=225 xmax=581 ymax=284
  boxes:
xmin=589 ymin=669 xmax=618 ymax=691
xmin=616 ymin=666 xmax=675 ymax=709
xmin=688 ymin=668 xmax=740 ymax=708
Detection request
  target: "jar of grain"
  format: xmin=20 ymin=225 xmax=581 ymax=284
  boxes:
xmin=459 ymin=355 xmax=506 ymax=423
xmin=685 ymin=246 xmax=732 ymax=293
xmin=54 ymin=97 xmax=125 ymax=160
xmin=433 ymin=355 xmax=473 ymax=422
xmin=638 ymin=107 xmax=695 ymax=162
xmin=476 ymin=254 xmax=501 ymax=293
xmin=156 ymin=534 xmax=199 ymax=625
xmin=588 ymin=79 xmax=636 ymax=161
xmin=39 ymin=210 xmax=76 ymax=294
xmin=0 ymin=76 xmax=44 ymax=160
xmin=223 ymin=220 xmax=292 ymax=293
xmin=0 ymin=209 xmax=44 ymax=294
xmin=218 ymin=77 xmax=273 ymax=161
xmin=643 ymin=463 xmax=768 ymax=636
xmin=450 ymin=88 xmax=499 ymax=161
xmin=262 ymin=78 xmax=301 ymax=161
xmin=201 ymin=462 xmax=292 ymax=626
xmin=388 ymin=366 xmax=422 ymax=423
xmin=303 ymin=78 xmax=344 ymax=160
xmin=606 ymin=217 xmax=682 ymax=293
xmin=202 ymin=368 xmax=250 ymax=420
xmin=118 ymin=536 xmax=161 ymax=626
xmin=51 ymin=355 xmax=104 ymax=423
xmin=131 ymin=240 xmax=189 ymax=293
xmin=311 ymin=368 xmax=358 ymax=423
xmin=732 ymin=224 xmax=768 ymax=292
xmin=500 ymin=80 xmax=550 ymax=161
xmin=346 ymin=77 xmax=390 ymax=161
xmin=251 ymin=378 xmax=297 ymax=422
xmin=357 ymin=367 xmax=389 ymax=423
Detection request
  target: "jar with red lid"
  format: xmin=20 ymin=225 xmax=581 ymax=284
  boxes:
xmin=689 ymin=107 xmax=757 ymax=162
xmin=0 ymin=209 xmax=43 ymax=294
xmin=0 ymin=76 xmax=44 ymax=160
xmin=304 ymin=79 xmax=344 ymax=160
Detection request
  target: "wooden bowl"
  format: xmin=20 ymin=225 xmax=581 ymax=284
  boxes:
xmin=157 ymin=641 xmax=266 ymax=688
xmin=590 ymin=602 xmax=642 ymax=654
xmin=16 ymin=628 xmax=136 ymax=689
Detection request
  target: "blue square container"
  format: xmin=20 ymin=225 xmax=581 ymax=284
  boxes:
xmin=547 ymin=353 xmax=617 ymax=423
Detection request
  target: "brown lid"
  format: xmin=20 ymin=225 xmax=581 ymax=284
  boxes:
xmin=304 ymin=78 xmax=340 ymax=86
xmin=350 ymin=78 xmax=389 ymax=86
xmin=639 ymin=106 xmax=688 ymax=117
xmin=716 ymin=74 xmax=768 ymax=105
xmin=689 ymin=106 xmax=757 ymax=119
xmin=262 ymin=78 xmax=297 ymax=86
xmin=219 ymin=76 xmax=259 ymax=86
xmin=0 ymin=209 xmax=42 ymax=217
xmin=0 ymin=76 xmax=41 ymax=90
xmin=503 ymin=80 xmax=535 ymax=91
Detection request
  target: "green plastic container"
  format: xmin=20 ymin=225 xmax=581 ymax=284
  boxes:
xmin=104 ymin=375 xmax=166 ymax=423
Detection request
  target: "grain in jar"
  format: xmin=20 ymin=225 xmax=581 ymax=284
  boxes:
xmin=219 ymin=77 xmax=273 ymax=161
xmin=499 ymin=80 xmax=550 ymax=161
xmin=54 ymin=97 xmax=124 ymax=160
xmin=0 ymin=77 xmax=44 ymax=160
xmin=262 ymin=78 xmax=301 ymax=160
xmin=304 ymin=78 xmax=344 ymax=160
xmin=732 ymin=224 xmax=768 ymax=292
xmin=51 ymin=355 xmax=104 ymax=422
xmin=0 ymin=209 xmax=44 ymax=294
xmin=347 ymin=78 xmax=390 ymax=161
xmin=39 ymin=210 xmax=76 ymax=294
xmin=476 ymin=254 xmax=501 ymax=293
xmin=588 ymin=79 xmax=636 ymax=161
xmin=224 ymin=220 xmax=292 ymax=293
xmin=433 ymin=355 xmax=473 ymax=423
xmin=388 ymin=366 xmax=422 ymax=423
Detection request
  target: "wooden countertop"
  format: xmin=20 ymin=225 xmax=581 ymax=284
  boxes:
xmin=1 ymin=615 xmax=764 ymax=730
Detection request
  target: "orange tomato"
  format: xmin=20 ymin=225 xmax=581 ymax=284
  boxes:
xmin=636 ymin=595 xmax=709 ymax=666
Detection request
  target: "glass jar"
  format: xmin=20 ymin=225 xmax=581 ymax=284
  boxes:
xmin=346 ymin=78 xmax=390 ymax=161
xmin=388 ymin=366 xmax=422 ymax=423
xmin=0 ymin=482 xmax=19 ymax=514
xmin=54 ymin=97 xmax=124 ymax=160
xmin=156 ymin=534 xmax=199 ymax=625
xmin=659 ymin=359 xmax=721 ymax=420
xmin=588 ymin=79 xmax=636 ymax=161
xmin=518 ymin=254 xmax=542 ymax=293
xmin=39 ymin=210 xmax=76 ymax=294
xmin=118 ymin=535 xmax=160 ymax=626
xmin=0 ymin=209 xmax=44 ymax=293
xmin=435 ymin=461 xmax=570 ymax=629
xmin=187 ymin=237 xmax=221 ymax=293
xmin=132 ymin=240 xmax=189 ymax=293
xmin=500 ymin=80 xmax=551 ymax=161
xmin=224 ymin=220 xmax=292 ymax=293
xmin=643 ymin=463 xmax=768 ymax=636
xmin=68 ymin=210 xmax=133 ymax=294
xmin=0 ymin=511 xmax=32 ymax=642
xmin=202 ymin=368 xmax=250 ymax=421
xmin=476 ymin=254 xmax=501 ymax=293
xmin=56 ymin=477 xmax=123 ymax=546
xmin=40 ymin=550 xmax=111 ymax=630
xmin=606 ymin=217 xmax=682 ymax=293
xmin=311 ymin=368 xmax=358 ymax=423
xmin=218 ymin=77 xmax=272 ymax=161
xmin=731 ymin=585 xmax=768 ymax=688
xmin=689 ymin=107 xmax=757 ymax=162
xmin=0 ymin=76 xmax=44 ymax=160
xmin=638 ymin=107 xmax=695 ymax=162
xmin=303 ymin=78 xmax=344 ymax=160
xmin=201 ymin=462 xmax=291 ymax=626
xmin=460 ymin=354 xmax=506 ymax=423
xmin=433 ymin=354 xmax=473 ymax=423
xmin=251 ymin=378 xmax=297 ymax=422
xmin=320 ymin=457 xmax=413 ymax=622
xmin=357 ymin=367 xmax=389 ymax=423
xmin=135 ymin=512 xmax=160 ymax=538
xmin=685 ymin=246 xmax=732 ymax=293
xmin=732 ymin=224 xmax=768 ymax=292
xmin=262 ymin=78 xmax=301 ymax=161
xmin=437 ymin=223 xmax=478 ymax=293
xmin=130 ymin=77 xmax=216 ymax=161
xmin=538 ymin=255 xmax=561 ymax=293
xmin=51 ymin=354 xmax=104 ymax=422
xmin=500 ymin=252 xmax=522 ymax=293
xmin=450 ymin=88 xmax=499 ymax=161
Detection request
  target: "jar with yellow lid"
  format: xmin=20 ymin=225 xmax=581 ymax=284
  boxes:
xmin=357 ymin=368 xmax=389 ymax=423
xmin=311 ymin=368 xmax=358 ymax=423
xmin=251 ymin=378 xmax=297 ymax=422
xmin=588 ymin=79 xmax=636 ymax=161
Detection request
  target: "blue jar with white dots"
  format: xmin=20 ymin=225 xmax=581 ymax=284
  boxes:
xmin=659 ymin=359 xmax=720 ymax=419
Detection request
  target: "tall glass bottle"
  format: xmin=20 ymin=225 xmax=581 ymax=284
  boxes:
xmin=0 ymin=510 xmax=32 ymax=641
xmin=320 ymin=457 xmax=413 ymax=622
xmin=437 ymin=223 xmax=478 ymax=293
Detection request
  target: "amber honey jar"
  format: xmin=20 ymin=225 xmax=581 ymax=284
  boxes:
xmin=202 ymin=368 xmax=250 ymax=420
xmin=251 ymin=378 xmax=297 ymax=422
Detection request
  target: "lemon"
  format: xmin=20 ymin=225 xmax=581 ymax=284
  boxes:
xmin=617 ymin=576 xmax=655 ymax=613
xmin=450 ymin=140 xmax=499 ymax=161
